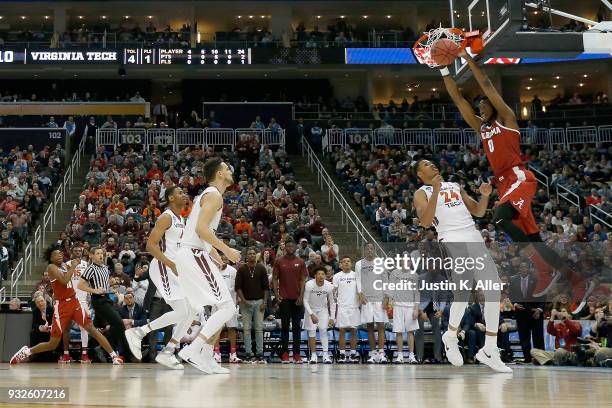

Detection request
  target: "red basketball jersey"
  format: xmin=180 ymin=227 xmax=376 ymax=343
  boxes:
xmin=50 ymin=264 xmax=76 ymax=300
xmin=480 ymin=120 xmax=524 ymax=176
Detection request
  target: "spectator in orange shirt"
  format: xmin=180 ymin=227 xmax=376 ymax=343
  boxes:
xmin=107 ymin=195 xmax=126 ymax=215
xmin=146 ymin=163 xmax=163 ymax=180
xmin=180 ymin=192 xmax=192 ymax=218
xmin=1 ymin=196 xmax=20 ymax=213
xmin=142 ymin=203 xmax=161 ymax=220
xmin=97 ymin=182 xmax=114 ymax=200
xmin=234 ymin=215 xmax=253 ymax=236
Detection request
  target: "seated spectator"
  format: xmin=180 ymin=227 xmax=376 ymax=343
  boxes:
xmin=530 ymin=308 xmax=582 ymax=366
xmin=234 ymin=216 xmax=253 ymax=236
xmin=118 ymin=292 xmax=147 ymax=330
xmin=320 ymin=235 xmax=339 ymax=271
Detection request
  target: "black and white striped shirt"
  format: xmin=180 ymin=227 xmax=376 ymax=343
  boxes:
xmin=81 ymin=262 xmax=110 ymax=293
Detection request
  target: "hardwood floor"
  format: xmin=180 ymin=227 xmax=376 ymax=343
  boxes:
xmin=0 ymin=363 xmax=610 ymax=407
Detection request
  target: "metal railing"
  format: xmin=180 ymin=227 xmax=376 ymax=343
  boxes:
xmin=0 ymin=286 xmax=5 ymax=304
xmin=589 ymin=205 xmax=612 ymax=229
xmin=9 ymin=134 xmax=87 ymax=298
xmin=527 ymin=164 xmax=550 ymax=197
xmin=324 ymin=125 xmax=611 ymax=152
xmin=556 ymin=184 xmax=581 ymax=209
xmin=98 ymin=127 xmax=285 ymax=151
xmin=300 ymin=136 xmax=386 ymax=257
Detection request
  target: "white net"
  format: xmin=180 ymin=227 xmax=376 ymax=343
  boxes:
xmin=413 ymin=27 xmax=465 ymax=68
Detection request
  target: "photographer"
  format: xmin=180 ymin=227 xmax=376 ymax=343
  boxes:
xmin=530 ymin=308 xmax=581 ymax=366
xmin=585 ymin=307 xmax=612 ymax=367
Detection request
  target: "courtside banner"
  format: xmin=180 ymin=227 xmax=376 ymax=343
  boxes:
xmin=360 ymin=242 xmax=608 ymax=304
xmin=345 ymin=48 xmax=417 ymax=64
xmin=0 ymin=128 xmax=66 ymax=150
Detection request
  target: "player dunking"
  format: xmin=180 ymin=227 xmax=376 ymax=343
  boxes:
xmin=413 ymin=159 xmax=512 ymax=372
xmin=125 ymin=186 xmax=194 ymax=370
xmin=441 ymin=51 xmax=594 ymax=312
xmin=175 ymin=157 xmax=242 ymax=374
xmin=10 ymin=245 xmax=122 ymax=365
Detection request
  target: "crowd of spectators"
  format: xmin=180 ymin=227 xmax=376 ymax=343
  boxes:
xmin=0 ymin=143 xmax=64 ymax=285
xmin=327 ymin=133 xmax=610 ymax=364
xmin=0 ymin=21 xmax=193 ymax=48
xmin=10 ymin=135 xmax=352 ymax=361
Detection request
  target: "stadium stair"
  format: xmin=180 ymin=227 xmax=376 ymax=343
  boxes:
xmin=17 ymin=153 xmax=91 ymax=298
xmin=291 ymin=154 xmax=365 ymax=261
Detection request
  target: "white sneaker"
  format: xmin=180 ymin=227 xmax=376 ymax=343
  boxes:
xmin=442 ymin=331 xmax=464 ymax=367
xmin=378 ymin=352 xmax=388 ymax=364
xmin=156 ymin=350 xmax=184 ymax=370
xmin=229 ymin=353 xmax=242 ymax=363
xmin=407 ymin=353 xmax=418 ymax=364
xmin=178 ymin=344 xmax=213 ymax=374
xmin=322 ymin=354 xmax=332 ymax=364
xmin=367 ymin=351 xmax=379 ymax=364
xmin=124 ymin=328 xmax=144 ymax=360
xmin=309 ymin=354 xmax=318 ymax=364
xmin=476 ymin=346 xmax=513 ymax=373
xmin=214 ymin=352 xmax=222 ymax=363
xmin=393 ymin=355 xmax=404 ymax=364
xmin=208 ymin=357 xmax=230 ymax=374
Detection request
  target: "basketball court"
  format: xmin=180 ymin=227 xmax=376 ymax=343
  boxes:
xmin=1 ymin=363 xmax=610 ymax=407
xmin=0 ymin=0 xmax=610 ymax=407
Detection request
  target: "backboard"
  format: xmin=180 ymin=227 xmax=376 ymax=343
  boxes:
xmin=449 ymin=0 xmax=597 ymax=78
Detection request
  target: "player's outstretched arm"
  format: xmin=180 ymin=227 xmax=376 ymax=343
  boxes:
xmin=413 ymin=183 xmax=440 ymax=228
xmin=196 ymin=193 xmax=241 ymax=263
xmin=461 ymin=51 xmax=518 ymax=128
xmin=460 ymin=184 xmax=491 ymax=218
xmin=146 ymin=213 xmax=177 ymax=275
xmin=441 ymin=70 xmax=482 ymax=131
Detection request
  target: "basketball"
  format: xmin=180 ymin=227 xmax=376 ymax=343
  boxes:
xmin=431 ymin=38 xmax=460 ymax=66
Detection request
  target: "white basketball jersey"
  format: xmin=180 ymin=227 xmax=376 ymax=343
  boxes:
xmin=304 ymin=279 xmax=334 ymax=312
xmin=182 ymin=186 xmax=222 ymax=253
xmin=418 ymin=182 xmax=475 ymax=235
xmin=71 ymin=259 xmax=90 ymax=301
xmin=332 ymin=271 xmax=359 ymax=308
xmin=160 ymin=209 xmax=185 ymax=259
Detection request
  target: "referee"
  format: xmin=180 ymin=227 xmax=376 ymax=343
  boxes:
xmin=78 ymin=246 xmax=129 ymax=361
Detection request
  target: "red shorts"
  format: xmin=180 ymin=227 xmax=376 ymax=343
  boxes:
xmin=51 ymin=297 xmax=92 ymax=338
xmin=495 ymin=166 xmax=539 ymax=235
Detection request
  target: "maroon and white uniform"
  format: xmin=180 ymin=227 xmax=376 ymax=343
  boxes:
xmin=149 ymin=209 xmax=186 ymax=301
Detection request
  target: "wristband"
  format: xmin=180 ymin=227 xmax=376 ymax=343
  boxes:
xmin=439 ymin=67 xmax=450 ymax=77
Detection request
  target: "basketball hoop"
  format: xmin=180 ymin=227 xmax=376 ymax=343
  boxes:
xmin=413 ymin=27 xmax=483 ymax=68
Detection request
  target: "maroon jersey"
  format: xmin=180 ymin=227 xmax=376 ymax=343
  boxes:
xmin=50 ymin=264 xmax=76 ymax=300
xmin=480 ymin=120 xmax=523 ymax=176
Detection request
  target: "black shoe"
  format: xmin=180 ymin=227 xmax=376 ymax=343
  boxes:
xmin=349 ymin=352 xmax=360 ymax=363
xmin=255 ymin=355 xmax=267 ymax=364
xmin=337 ymin=353 xmax=347 ymax=364
xmin=603 ymin=359 xmax=612 ymax=368
xmin=93 ymin=346 xmax=107 ymax=363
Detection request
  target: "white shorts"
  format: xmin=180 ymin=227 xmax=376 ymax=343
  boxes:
xmin=336 ymin=306 xmax=361 ymax=329
xmin=176 ymin=247 xmax=233 ymax=309
xmin=361 ymin=301 xmax=388 ymax=324
xmin=303 ymin=308 xmax=330 ymax=333
xmin=149 ymin=258 xmax=185 ymax=302
xmin=438 ymin=227 xmax=501 ymax=302
xmin=214 ymin=302 xmax=238 ymax=328
xmin=392 ymin=305 xmax=419 ymax=333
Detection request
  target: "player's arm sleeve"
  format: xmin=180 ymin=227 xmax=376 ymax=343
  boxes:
xmin=303 ymin=282 xmax=313 ymax=315
xmin=355 ymin=261 xmax=362 ymax=294
xmin=327 ymin=286 xmax=336 ymax=317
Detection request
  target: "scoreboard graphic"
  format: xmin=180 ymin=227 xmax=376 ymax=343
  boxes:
xmin=0 ymin=48 xmax=251 ymax=65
